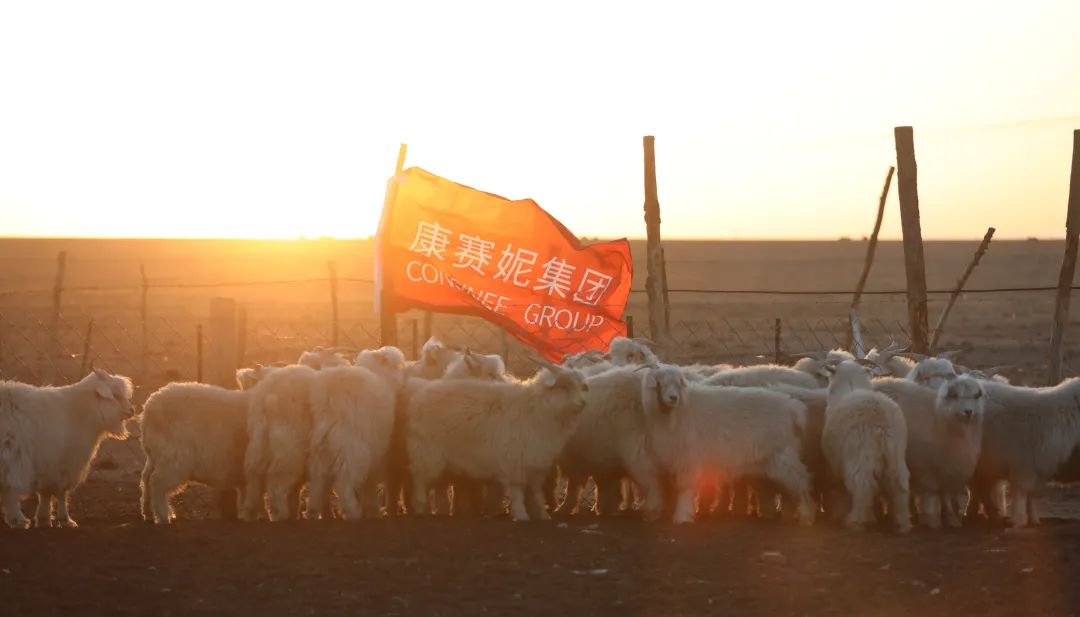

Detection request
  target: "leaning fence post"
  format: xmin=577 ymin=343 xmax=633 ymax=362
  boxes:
xmin=930 ymin=227 xmax=996 ymax=352
xmin=49 ymin=251 xmax=67 ymax=382
xmin=196 ymin=324 xmax=204 ymax=383
xmin=328 ymin=260 xmax=339 ymax=347
xmin=79 ymin=319 xmax=94 ymax=376
xmin=774 ymin=318 xmax=782 ymax=364
xmin=642 ymin=136 xmax=670 ymax=342
xmin=1049 ymin=129 xmax=1080 ymax=385
xmin=140 ymin=263 xmax=149 ymax=381
xmin=208 ymin=297 xmax=238 ymax=388
xmin=846 ymin=166 xmax=895 ymax=351
xmin=850 ymin=309 xmax=865 ymax=358
xmin=894 ymin=127 xmax=931 ymax=355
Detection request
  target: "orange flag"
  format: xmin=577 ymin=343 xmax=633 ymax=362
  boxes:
xmin=377 ymin=167 xmax=632 ymax=361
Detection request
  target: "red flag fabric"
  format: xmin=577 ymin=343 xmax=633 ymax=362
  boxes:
xmin=377 ymin=167 xmax=632 ymax=361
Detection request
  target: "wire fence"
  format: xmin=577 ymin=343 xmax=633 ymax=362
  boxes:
xmin=1 ymin=272 xmax=1073 ymax=395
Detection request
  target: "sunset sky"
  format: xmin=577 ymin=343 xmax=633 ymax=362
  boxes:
xmin=1 ymin=1 xmax=1078 ymax=240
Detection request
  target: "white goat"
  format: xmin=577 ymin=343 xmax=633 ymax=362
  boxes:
xmin=298 ymin=347 xmax=351 ymax=370
xmin=557 ymin=366 xmax=666 ymax=519
xmin=969 ymin=378 xmax=1080 ymax=527
xmin=444 ymin=349 xmax=509 ymax=382
xmin=905 ymin=356 xmax=959 ymax=390
xmin=562 ymin=350 xmax=615 ymax=378
xmin=704 ymin=364 xmax=820 ymax=389
xmin=0 ymin=369 xmax=134 ymax=529
xmin=822 ymin=361 xmax=911 ymax=532
xmin=235 ymin=364 xmax=282 ymax=390
xmin=240 ymin=364 xmax=318 ymax=522
xmin=387 ymin=338 xmax=467 ymax=516
xmin=865 ymin=343 xmax=916 ymax=379
xmin=607 ymin=337 xmax=658 ymax=366
xmin=793 ymin=349 xmax=856 ymax=386
xmin=405 ymin=337 xmax=464 ymax=380
xmin=681 ymin=363 xmax=734 ymax=382
xmin=140 ymin=382 xmax=249 ymax=524
xmin=873 ymin=376 xmax=985 ymax=529
xmin=641 ymin=364 xmax=816 ymax=525
xmin=406 ymin=358 xmax=588 ymax=521
xmin=307 ymin=346 xmax=406 ymax=520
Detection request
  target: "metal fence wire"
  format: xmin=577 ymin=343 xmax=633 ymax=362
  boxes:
xmin=1 ymin=274 xmax=1074 ymax=392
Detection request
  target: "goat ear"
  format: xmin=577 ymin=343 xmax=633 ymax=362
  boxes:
xmin=642 ymin=370 xmax=659 ymax=391
xmin=94 ymin=379 xmax=115 ymax=401
xmin=92 ymin=367 xmax=110 ymax=380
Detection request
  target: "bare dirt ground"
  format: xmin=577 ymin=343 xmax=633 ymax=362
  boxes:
xmin=4 ymin=476 xmax=1080 ymax=617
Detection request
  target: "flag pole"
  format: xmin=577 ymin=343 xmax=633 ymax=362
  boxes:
xmin=376 ymin=143 xmax=408 ymax=347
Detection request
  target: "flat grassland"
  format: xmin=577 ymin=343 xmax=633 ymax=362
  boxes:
xmin=0 ymin=237 xmax=1071 ymax=384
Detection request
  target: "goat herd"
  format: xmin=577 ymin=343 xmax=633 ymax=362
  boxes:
xmin=1 ymin=336 xmax=1077 ymax=533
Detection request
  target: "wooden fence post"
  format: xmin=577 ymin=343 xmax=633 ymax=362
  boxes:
xmin=236 ymin=304 xmax=248 ymax=369
xmin=930 ymin=227 xmax=996 ymax=351
xmin=79 ymin=319 xmax=94 ymax=376
xmin=378 ymin=144 xmax=408 ymax=348
xmin=196 ymin=324 xmax=204 ymax=383
xmin=1049 ymin=129 xmax=1080 ymax=384
xmin=208 ymin=297 xmax=238 ymax=388
xmin=328 ymin=260 xmax=339 ymax=347
xmin=661 ymin=247 xmax=672 ymax=333
xmin=49 ymin=251 xmax=67 ymax=382
xmin=846 ymin=166 xmax=895 ymax=350
xmin=626 ymin=314 xmax=635 ymax=339
xmin=894 ymin=127 xmax=930 ymax=354
xmin=774 ymin=318 xmax=782 ymax=364
xmin=410 ymin=318 xmax=420 ymax=361
xmin=423 ymin=312 xmax=433 ymax=344
xmin=140 ymin=263 xmax=149 ymax=381
xmin=642 ymin=136 xmax=670 ymax=342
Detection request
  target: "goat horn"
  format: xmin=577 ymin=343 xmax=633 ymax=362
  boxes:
xmin=854 ymin=357 xmax=891 ymax=377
